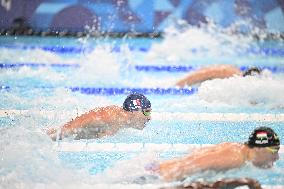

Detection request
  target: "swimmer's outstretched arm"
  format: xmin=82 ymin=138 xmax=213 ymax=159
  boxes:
xmin=46 ymin=111 xmax=99 ymax=140
xmin=46 ymin=106 xmax=119 ymax=140
xmin=158 ymin=143 xmax=244 ymax=181
xmin=175 ymin=65 xmax=242 ymax=87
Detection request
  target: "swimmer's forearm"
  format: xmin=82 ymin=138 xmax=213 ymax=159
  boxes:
xmin=158 ymin=152 xmax=221 ymax=181
xmin=159 ymin=157 xmax=196 ymax=181
xmin=176 ymin=73 xmax=206 ymax=86
xmin=175 ymin=65 xmax=241 ymax=87
xmin=176 ymin=68 xmax=220 ymax=87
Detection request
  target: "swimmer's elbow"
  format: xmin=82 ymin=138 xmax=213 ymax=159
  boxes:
xmin=175 ymin=80 xmax=187 ymax=87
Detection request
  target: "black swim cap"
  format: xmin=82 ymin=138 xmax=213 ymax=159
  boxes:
xmin=247 ymin=127 xmax=280 ymax=148
xmin=123 ymin=93 xmax=151 ymax=112
xmin=243 ymin=67 xmax=262 ymax=77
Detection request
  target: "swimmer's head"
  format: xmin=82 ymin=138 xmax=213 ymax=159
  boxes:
xmin=123 ymin=93 xmax=151 ymax=112
xmin=123 ymin=93 xmax=152 ymax=129
xmin=242 ymin=67 xmax=262 ymax=77
xmin=246 ymin=127 xmax=280 ymax=168
xmin=246 ymin=127 xmax=280 ymax=148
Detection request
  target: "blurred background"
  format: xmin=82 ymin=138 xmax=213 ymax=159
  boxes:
xmin=1 ymin=0 xmax=284 ymax=35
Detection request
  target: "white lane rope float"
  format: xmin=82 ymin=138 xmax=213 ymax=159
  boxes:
xmin=54 ymin=142 xmax=284 ymax=153
xmin=1 ymin=109 xmax=284 ymax=122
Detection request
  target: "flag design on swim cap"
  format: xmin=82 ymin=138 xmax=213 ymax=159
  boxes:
xmin=247 ymin=127 xmax=280 ymax=147
xmin=255 ymin=132 xmax=269 ymax=145
xmin=123 ymin=93 xmax=151 ymax=112
xmin=131 ymin=99 xmax=142 ymax=109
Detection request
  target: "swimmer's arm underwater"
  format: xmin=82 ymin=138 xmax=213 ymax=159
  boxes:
xmin=175 ymin=65 xmax=242 ymax=87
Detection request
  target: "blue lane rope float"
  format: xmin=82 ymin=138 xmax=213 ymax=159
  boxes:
xmin=0 ymin=62 xmax=80 ymax=69
xmin=1 ymin=85 xmax=10 ymax=89
xmin=69 ymin=87 xmax=197 ymax=95
xmin=135 ymin=65 xmax=197 ymax=72
xmin=1 ymin=62 xmax=284 ymax=74
xmin=0 ymin=86 xmax=197 ymax=95
xmin=0 ymin=45 xmax=147 ymax=54
xmin=1 ymin=45 xmax=284 ymax=56
xmin=246 ymin=47 xmax=284 ymax=56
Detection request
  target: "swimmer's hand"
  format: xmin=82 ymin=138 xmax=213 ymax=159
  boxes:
xmin=45 ymin=128 xmax=61 ymax=141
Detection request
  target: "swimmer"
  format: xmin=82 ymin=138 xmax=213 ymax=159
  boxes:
xmin=175 ymin=64 xmax=262 ymax=87
xmin=146 ymin=127 xmax=280 ymax=182
xmin=47 ymin=93 xmax=151 ymax=140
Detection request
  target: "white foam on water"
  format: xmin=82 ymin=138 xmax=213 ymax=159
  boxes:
xmin=0 ymin=118 xmax=97 ymax=189
xmin=0 ymin=48 xmax=76 ymax=64
xmin=73 ymin=45 xmax=121 ymax=84
xmin=198 ymin=72 xmax=284 ymax=108
xmin=93 ymin=152 xmax=162 ymax=184
xmin=0 ymin=43 xmax=136 ymax=86
xmin=1 ymin=87 xmax=110 ymax=107
xmin=0 ymin=66 xmax=67 ymax=84
xmin=145 ymin=23 xmax=254 ymax=64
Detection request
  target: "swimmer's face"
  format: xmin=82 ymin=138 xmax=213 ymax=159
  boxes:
xmin=252 ymin=146 xmax=279 ymax=168
xmin=130 ymin=108 xmax=151 ymax=130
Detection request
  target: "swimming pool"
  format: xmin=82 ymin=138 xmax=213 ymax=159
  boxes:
xmin=1 ymin=27 xmax=284 ymax=188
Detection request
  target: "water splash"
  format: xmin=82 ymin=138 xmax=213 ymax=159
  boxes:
xmin=0 ymin=117 xmax=95 ymax=189
xmin=146 ymin=23 xmax=255 ymax=63
xmin=198 ymin=71 xmax=284 ymax=108
xmin=93 ymin=152 xmax=161 ymax=184
xmin=0 ymin=48 xmax=75 ymax=64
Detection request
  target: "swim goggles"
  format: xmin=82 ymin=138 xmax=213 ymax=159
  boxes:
xmin=266 ymin=146 xmax=280 ymax=154
xmin=142 ymin=109 xmax=151 ymax=116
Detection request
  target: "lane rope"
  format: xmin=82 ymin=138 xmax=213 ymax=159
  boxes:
xmin=1 ymin=109 xmax=284 ymax=122
xmin=135 ymin=65 xmax=284 ymax=73
xmin=0 ymin=86 xmax=198 ymax=95
xmin=54 ymin=142 xmax=284 ymax=153
xmin=1 ymin=45 xmax=284 ymax=56
xmin=1 ymin=62 xmax=284 ymax=73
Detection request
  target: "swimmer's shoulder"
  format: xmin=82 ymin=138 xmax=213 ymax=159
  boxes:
xmin=89 ymin=105 xmax=122 ymax=114
xmin=219 ymin=142 xmax=242 ymax=146
xmin=201 ymin=64 xmax=241 ymax=77
xmin=217 ymin=142 xmax=244 ymax=150
xmin=216 ymin=65 xmax=241 ymax=75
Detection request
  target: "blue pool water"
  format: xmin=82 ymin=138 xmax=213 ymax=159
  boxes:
xmin=1 ymin=27 xmax=284 ymax=188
